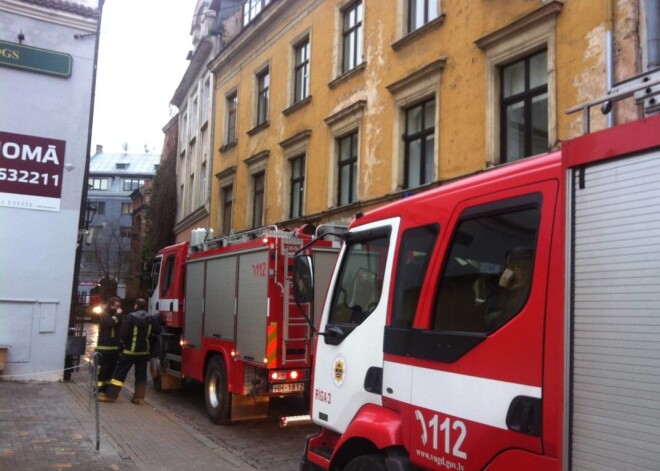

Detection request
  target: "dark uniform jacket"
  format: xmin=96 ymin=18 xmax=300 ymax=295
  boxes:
xmin=97 ymin=306 xmax=122 ymax=351
xmin=120 ymin=310 xmax=161 ymax=355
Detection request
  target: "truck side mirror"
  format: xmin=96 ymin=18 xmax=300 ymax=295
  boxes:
xmin=140 ymin=272 xmax=152 ymax=293
xmin=293 ymin=255 xmax=314 ymax=304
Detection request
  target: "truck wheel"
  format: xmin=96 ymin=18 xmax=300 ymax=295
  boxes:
xmin=205 ymin=355 xmax=231 ymax=424
xmin=344 ymin=454 xmax=387 ymax=471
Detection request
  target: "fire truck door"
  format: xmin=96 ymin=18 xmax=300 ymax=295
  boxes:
xmin=390 ymin=183 xmax=557 ymax=471
xmin=311 ymin=218 xmax=399 ymax=434
xmin=236 ymin=250 xmax=269 ymax=362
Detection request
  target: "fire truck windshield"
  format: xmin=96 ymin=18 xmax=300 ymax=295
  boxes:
xmin=328 ymin=226 xmax=391 ymax=326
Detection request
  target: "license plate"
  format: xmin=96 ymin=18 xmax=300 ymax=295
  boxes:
xmin=271 ymin=382 xmax=305 ymax=394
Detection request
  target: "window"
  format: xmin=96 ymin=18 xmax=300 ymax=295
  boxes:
xmin=121 ymin=202 xmax=133 ymax=214
xmin=221 ymin=185 xmax=233 ymax=235
xmin=337 ymin=132 xmax=358 ymax=206
xmin=289 ymin=155 xmax=305 ymax=218
xmin=342 ymin=1 xmax=363 ymax=74
xmin=161 ymin=255 xmax=176 ymax=296
xmin=226 ymin=91 xmax=238 ymax=144
xmin=293 ymin=38 xmax=310 ymax=103
xmin=328 ymin=227 xmax=391 ymax=327
xmin=89 ymin=178 xmax=108 ymax=191
xmin=202 ymin=78 xmax=210 ymax=125
xmin=199 ymin=162 xmax=207 ymax=203
xmin=256 ymin=68 xmax=270 ymax=126
xmin=115 ymin=163 xmax=128 ymax=170
xmin=95 ymin=201 xmax=105 ymax=215
xmin=190 ymin=95 xmax=198 ymax=138
xmin=500 ymin=50 xmax=548 ymax=162
xmin=475 ymin=2 xmax=560 ymax=165
xmin=120 ymin=226 xmax=132 ymax=239
xmin=432 ymin=197 xmax=541 ymax=335
xmin=243 ymin=0 xmax=272 ymax=27
xmin=391 ymin=225 xmax=439 ymax=329
xmin=252 ymin=172 xmax=265 ymax=228
xmin=404 ymin=98 xmax=435 ymax=189
xmin=188 ymin=174 xmax=195 ymax=213
xmin=180 ymin=112 xmax=188 ymax=152
xmin=408 ymin=0 xmax=438 ymax=33
xmin=123 ymin=178 xmax=145 ymax=192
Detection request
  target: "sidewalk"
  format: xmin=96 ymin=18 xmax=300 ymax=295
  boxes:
xmin=0 ymin=358 xmax=255 ymax=471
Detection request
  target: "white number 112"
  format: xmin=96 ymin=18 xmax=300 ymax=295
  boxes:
xmin=416 ymin=410 xmax=467 ymax=459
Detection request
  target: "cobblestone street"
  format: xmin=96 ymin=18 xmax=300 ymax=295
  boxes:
xmin=0 ymin=323 xmax=317 ymax=470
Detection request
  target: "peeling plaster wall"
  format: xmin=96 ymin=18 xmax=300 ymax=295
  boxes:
xmin=209 ymin=0 xmax=645 ymax=234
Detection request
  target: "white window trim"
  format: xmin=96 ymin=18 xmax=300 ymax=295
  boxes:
xmin=253 ymin=61 xmax=271 ymax=128
xmin=216 ymin=167 xmax=236 ymax=234
xmin=224 ymin=87 xmax=238 ymax=146
xmin=289 ymin=29 xmax=312 ymax=107
xmin=245 ymin=151 xmax=269 ymax=227
xmin=334 ymin=0 xmax=364 ymax=79
xmin=324 ymin=100 xmax=366 ymax=208
xmin=476 ymin=1 xmax=561 ymax=165
xmin=395 ymin=0 xmax=442 ymax=40
xmin=386 ymin=58 xmax=444 ymax=190
xmin=280 ymin=130 xmax=311 ymax=220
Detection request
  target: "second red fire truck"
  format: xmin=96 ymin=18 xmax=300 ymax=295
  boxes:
xmin=146 ymin=225 xmax=342 ymax=423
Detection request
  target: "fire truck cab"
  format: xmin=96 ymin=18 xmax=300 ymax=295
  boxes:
xmin=296 ymin=113 xmax=660 ymax=470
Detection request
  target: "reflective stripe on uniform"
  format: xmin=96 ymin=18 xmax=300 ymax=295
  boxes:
xmin=110 ymin=379 xmax=124 ymax=387
xmin=96 ymin=346 xmax=118 ymax=351
xmin=122 ymin=350 xmax=149 ymax=355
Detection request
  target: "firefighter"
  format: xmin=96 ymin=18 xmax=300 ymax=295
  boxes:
xmin=99 ymin=298 xmax=161 ymax=404
xmin=95 ymin=296 xmax=123 ymax=393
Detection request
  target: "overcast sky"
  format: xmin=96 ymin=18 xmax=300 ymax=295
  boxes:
xmin=91 ymin=0 xmax=198 ymax=154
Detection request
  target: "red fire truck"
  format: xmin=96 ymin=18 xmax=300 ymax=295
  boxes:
xmin=295 ymin=92 xmax=660 ymax=467
xmin=146 ymin=225 xmax=342 ymax=423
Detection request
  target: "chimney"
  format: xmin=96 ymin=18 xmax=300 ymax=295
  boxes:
xmin=95 ymin=144 xmax=103 ymax=154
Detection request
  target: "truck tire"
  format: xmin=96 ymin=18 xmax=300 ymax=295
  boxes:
xmin=205 ymin=355 xmax=231 ymax=424
xmin=344 ymin=454 xmax=387 ymax=471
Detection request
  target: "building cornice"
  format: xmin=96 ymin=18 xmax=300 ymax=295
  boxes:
xmin=279 ymin=129 xmax=312 ymax=149
xmin=475 ymin=0 xmax=564 ymax=50
xmin=324 ymin=100 xmax=367 ymax=126
xmin=171 ymin=36 xmax=215 ymax=108
xmin=208 ymin=0 xmax=324 ymax=76
xmin=0 ymin=0 xmax=99 ymax=32
xmin=386 ymin=58 xmax=447 ymax=95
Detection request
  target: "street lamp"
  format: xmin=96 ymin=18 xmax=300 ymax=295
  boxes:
xmin=84 ymin=202 xmax=97 ymax=230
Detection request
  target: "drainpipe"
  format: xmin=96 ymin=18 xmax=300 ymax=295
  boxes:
xmin=605 ymin=0 xmax=614 ymax=127
xmin=647 ymin=0 xmax=660 ymax=69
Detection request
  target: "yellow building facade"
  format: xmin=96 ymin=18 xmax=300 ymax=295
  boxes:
xmin=208 ymin=0 xmax=645 ymax=235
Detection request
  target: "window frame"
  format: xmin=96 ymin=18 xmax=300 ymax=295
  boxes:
xmin=499 ymin=49 xmax=548 ymax=163
xmin=121 ymin=202 xmax=133 ymax=215
xmin=407 ymin=0 xmax=439 ymax=33
xmin=221 ymin=184 xmax=233 ymax=235
xmin=293 ymin=37 xmax=311 ymax=104
xmin=403 ymin=97 xmax=436 ymax=189
xmin=341 ymin=1 xmax=363 ymax=75
xmin=289 ymin=154 xmax=306 ymax=219
xmin=475 ymin=2 xmax=560 ymax=166
xmin=225 ymin=90 xmax=238 ymax=145
xmin=89 ymin=177 xmax=109 ymax=191
xmin=256 ymin=67 xmax=270 ymax=126
xmin=251 ymin=171 xmax=265 ymax=228
xmin=337 ymin=131 xmax=358 ymax=207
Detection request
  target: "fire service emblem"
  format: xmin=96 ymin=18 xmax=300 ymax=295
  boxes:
xmin=333 ymin=356 xmax=346 ymax=387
